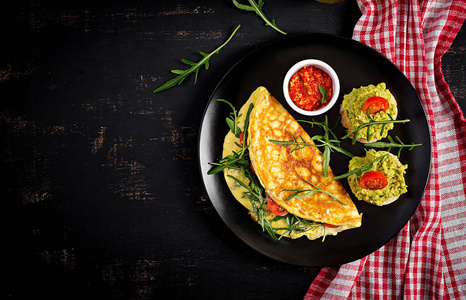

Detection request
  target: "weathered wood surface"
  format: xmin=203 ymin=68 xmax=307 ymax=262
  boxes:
xmin=443 ymin=26 xmax=466 ymax=114
xmin=1 ymin=1 xmax=464 ymax=299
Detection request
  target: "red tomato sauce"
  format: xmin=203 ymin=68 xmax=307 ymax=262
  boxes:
xmin=288 ymin=66 xmax=333 ymax=111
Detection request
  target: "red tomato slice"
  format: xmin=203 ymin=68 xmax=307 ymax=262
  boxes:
xmin=266 ymin=197 xmax=288 ymax=216
xmin=323 ymin=223 xmax=339 ymax=228
xmin=362 ymin=96 xmax=389 ymax=114
xmin=359 ymin=171 xmax=389 ymax=190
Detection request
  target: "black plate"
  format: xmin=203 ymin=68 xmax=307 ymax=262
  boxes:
xmin=198 ymin=34 xmax=431 ymax=267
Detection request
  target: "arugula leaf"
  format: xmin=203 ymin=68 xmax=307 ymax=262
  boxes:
xmin=227 ymin=174 xmax=278 ymax=239
xmin=207 ymin=101 xmax=254 ymax=176
xmin=243 ymin=103 xmax=254 ymax=141
xmin=217 ymin=99 xmax=242 ymax=137
xmin=269 ymin=117 xmax=354 ymax=177
xmin=273 ymin=215 xmax=321 ymax=240
xmin=365 ymin=135 xmax=421 ymax=158
xmin=153 ymin=25 xmax=241 ymax=94
xmin=332 ymin=154 xmax=389 ymax=180
xmin=319 ymin=85 xmax=327 ymax=103
xmin=341 ymin=112 xmax=410 ymax=144
xmin=207 ymin=149 xmax=249 ymax=175
xmin=232 ymin=0 xmax=286 ymax=35
xmin=281 ymin=179 xmax=346 ymax=205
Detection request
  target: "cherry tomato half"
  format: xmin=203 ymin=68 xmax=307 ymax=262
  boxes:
xmin=323 ymin=223 xmax=339 ymax=228
xmin=362 ymin=96 xmax=389 ymax=114
xmin=267 ymin=197 xmax=288 ymax=216
xmin=359 ymin=171 xmax=389 ymax=190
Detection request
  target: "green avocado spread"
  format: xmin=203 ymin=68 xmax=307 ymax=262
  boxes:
xmin=342 ymin=83 xmax=398 ymax=141
xmin=348 ymin=149 xmax=407 ymax=206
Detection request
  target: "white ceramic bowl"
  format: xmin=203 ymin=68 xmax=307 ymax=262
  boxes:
xmin=283 ymin=59 xmax=340 ymax=116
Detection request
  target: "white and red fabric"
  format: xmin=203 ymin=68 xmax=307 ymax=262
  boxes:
xmin=305 ymin=0 xmax=466 ymax=298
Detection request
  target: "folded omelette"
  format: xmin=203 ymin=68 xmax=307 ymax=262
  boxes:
xmin=222 ymin=87 xmax=361 ymax=240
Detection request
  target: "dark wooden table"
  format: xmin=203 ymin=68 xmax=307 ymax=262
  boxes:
xmin=1 ymin=1 xmax=464 ymax=299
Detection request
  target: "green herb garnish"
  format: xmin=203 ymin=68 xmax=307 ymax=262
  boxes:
xmin=321 ymin=225 xmax=327 ymax=243
xmin=272 ymin=215 xmax=321 ymax=240
xmin=217 ymin=99 xmax=242 ymax=138
xmin=365 ymin=135 xmax=421 ymax=158
xmin=319 ymin=85 xmax=327 ymax=103
xmin=153 ymin=25 xmax=241 ymax=93
xmin=227 ymin=174 xmax=276 ymax=237
xmin=208 ymin=100 xmax=329 ymax=241
xmin=281 ymin=179 xmax=346 ymax=206
xmin=208 ymin=101 xmax=253 ymax=176
xmin=269 ymin=117 xmax=354 ymax=177
xmin=208 ymin=148 xmax=248 ymax=175
xmin=242 ymin=102 xmax=254 ymax=141
xmin=231 ymin=172 xmax=324 ymax=241
xmin=342 ymin=112 xmax=410 ymax=144
xmin=332 ymin=153 xmax=389 ymax=180
xmin=232 ymin=0 xmax=286 ymax=35
xmin=301 ymin=117 xmax=353 ymax=176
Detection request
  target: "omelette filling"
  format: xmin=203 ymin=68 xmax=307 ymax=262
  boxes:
xmin=209 ymin=87 xmax=360 ymax=241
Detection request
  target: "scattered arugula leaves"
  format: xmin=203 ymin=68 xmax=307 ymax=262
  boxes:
xmin=242 ymin=102 xmax=254 ymax=141
xmin=319 ymin=85 xmax=327 ymax=103
xmin=227 ymin=174 xmax=276 ymax=238
xmin=269 ymin=117 xmax=354 ymax=177
xmin=217 ymin=99 xmax=242 ymax=138
xmin=153 ymin=25 xmax=241 ymax=94
xmin=208 ymin=101 xmax=253 ymax=176
xmin=302 ymin=117 xmax=351 ymax=176
xmin=281 ymin=179 xmax=346 ymax=206
xmin=365 ymin=136 xmax=421 ymax=158
xmin=208 ymin=99 xmax=327 ymax=241
xmin=232 ymin=0 xmax=286 ymax=35
xmin=272 ymin=215 xmax=321 ymax=240
xmin=342 ymin=111 xmax=410 ymax=144
xmin=332 ymin=153 xmax=389 ymax=180
xmin=207 ymin=148 xmax=248 ymax=175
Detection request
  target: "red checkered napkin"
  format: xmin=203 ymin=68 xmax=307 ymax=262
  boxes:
xmin=305 ymin=0 xmax=466 ymax=299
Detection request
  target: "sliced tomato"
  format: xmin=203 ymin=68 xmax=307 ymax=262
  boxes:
xmin=360 ymin=171 xmax=388 ymax=190
xmin=362 ymin=96 xmax=389 ymax=114
xmin=266 ymin=197 xmax=288 ymax=216
xmin=323 ymin=223 xmax=339 ymax=228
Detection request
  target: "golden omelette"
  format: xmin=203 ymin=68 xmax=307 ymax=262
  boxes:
xmin=222 ymin=87 xmax=361 ymax=240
